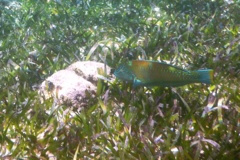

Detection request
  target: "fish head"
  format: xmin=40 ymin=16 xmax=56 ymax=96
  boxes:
xmin=114 ymin=64 xmax=135 ymax=82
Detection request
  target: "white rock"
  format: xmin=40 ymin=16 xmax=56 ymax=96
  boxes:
xmin=66 ymin=61 xmax=110 ymax=85
xmin=39 ymin=61 xmax=110 ymax=108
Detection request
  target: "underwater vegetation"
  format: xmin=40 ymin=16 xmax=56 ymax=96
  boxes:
xmin=0 ymin=0 xmax=239 ymax=159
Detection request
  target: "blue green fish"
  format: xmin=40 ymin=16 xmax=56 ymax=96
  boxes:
xmin=114 ymin=60 xmax=213 ymax=87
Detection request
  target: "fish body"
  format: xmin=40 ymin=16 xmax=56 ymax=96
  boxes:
xmin=114 ymin=60 xmax=213 ymax=87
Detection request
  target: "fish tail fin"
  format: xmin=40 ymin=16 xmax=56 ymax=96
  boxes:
xmin=197 ymin=69 xmax=214 ymax=84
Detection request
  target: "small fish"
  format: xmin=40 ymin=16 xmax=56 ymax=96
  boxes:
xmin=114 ymin=60 xmax=213 ymax=87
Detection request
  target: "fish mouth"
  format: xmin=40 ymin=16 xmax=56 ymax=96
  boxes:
xmin=110 ymin=68 xmax=115 ymax=75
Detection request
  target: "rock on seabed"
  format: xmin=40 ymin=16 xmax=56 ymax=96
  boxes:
xmin=39 ymin=61 xmax=110 ymax=108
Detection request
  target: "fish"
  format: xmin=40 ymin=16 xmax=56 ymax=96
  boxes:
xmin=114 ymin=60 xmax=214 ymax=87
